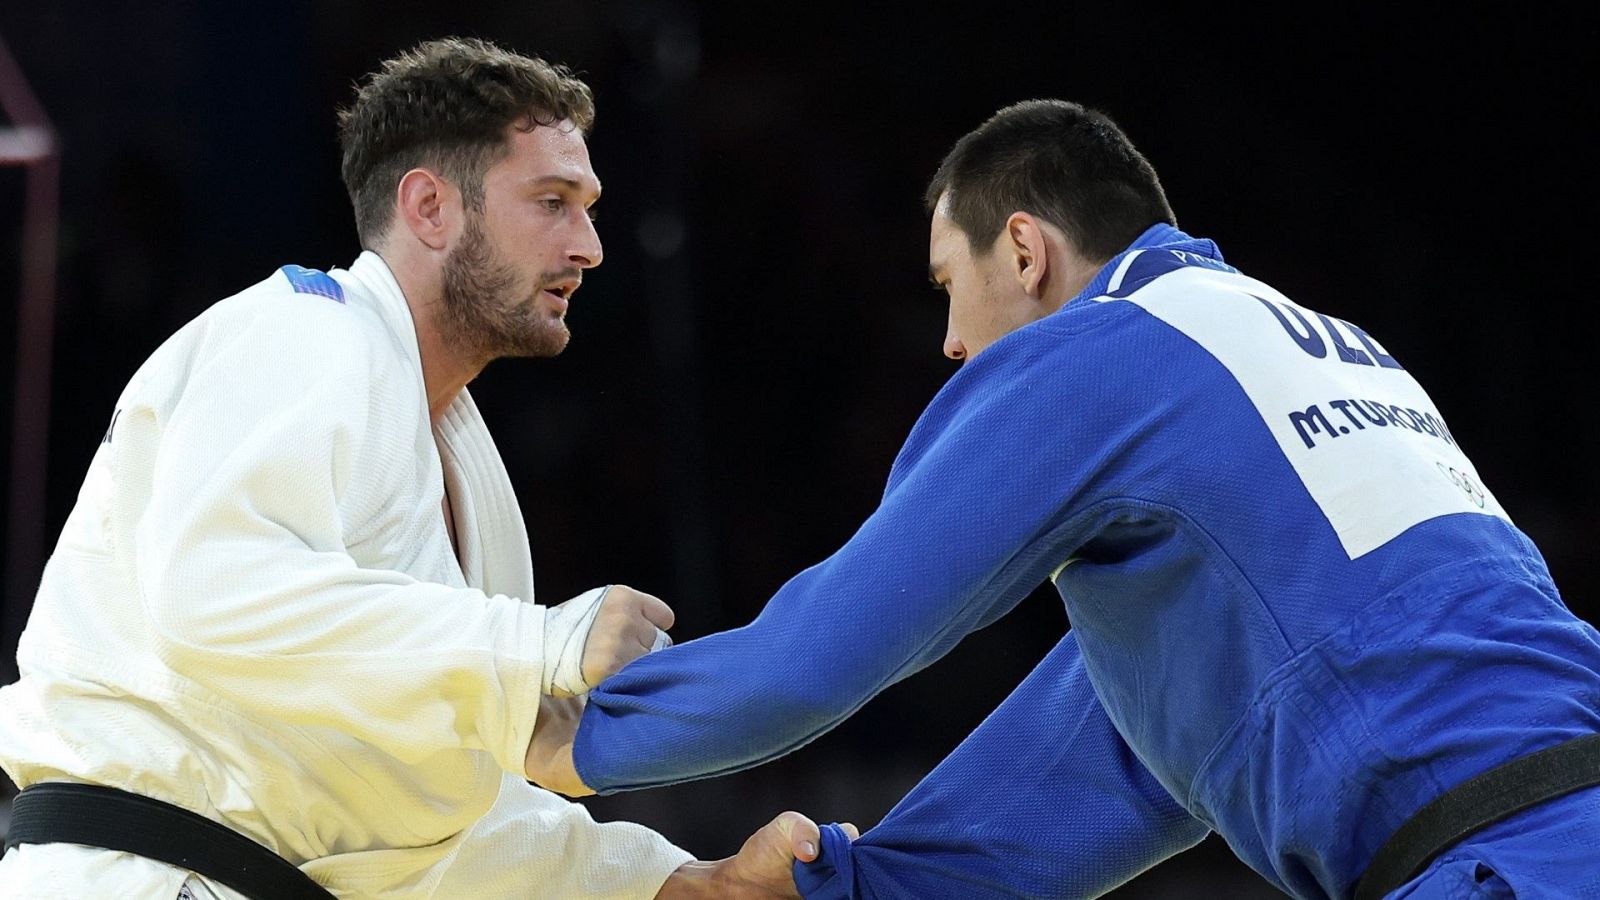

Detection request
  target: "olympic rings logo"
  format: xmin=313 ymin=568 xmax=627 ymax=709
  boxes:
xmin=1435 ymin=462 xmax=1487 ymax=509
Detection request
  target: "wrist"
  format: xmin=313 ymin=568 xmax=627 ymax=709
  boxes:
xmin=654 ymin=860 xmax=722 ymax=899
xmin=522 ymin=696 xmax=593 ymax=796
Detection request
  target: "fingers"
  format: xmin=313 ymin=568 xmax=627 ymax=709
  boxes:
xmin=769 ymin=810 xmax=822 ymax=863
xmin=603 ymin=585 xmax=675 ymax=635
xmin=579 ymin=584 xmax=676 ymax=688
xmin=715 ymin=809 xmax=824 ymax=895
xmin=634 ymin=589 xmax=675 ymax=631
xmin=839 ymin=822 xmax=861 ymax=840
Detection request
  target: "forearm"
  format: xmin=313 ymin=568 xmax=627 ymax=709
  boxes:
xmin=575 ymin=343 xmax=1111 ymax=793
xmin=140 ymin=542 xmax=549 ymax=774
xmin=796 ymin=634 xmax=1208 ymax=898
xmin=653 ymin=862 xmax=720 ymax=899
xmin=575 ymin=526 xmax=1055 ymax=792
xmin=574 ymin=484 xmax=1079 ymax=793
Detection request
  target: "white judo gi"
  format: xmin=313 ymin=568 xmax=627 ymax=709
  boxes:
xmin=0 ymin=252 xmax=692 ymax=898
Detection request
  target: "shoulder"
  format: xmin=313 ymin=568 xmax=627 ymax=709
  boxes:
xmin=118 ymin=265 xmax=425 ymax=435
xmin=210 ymin=265 xmax=372 ymax=341
xmin=191 ymin=266 xmax=405 ymax=384
xmin=1030 ymin=263 xmax=1293 ymax=383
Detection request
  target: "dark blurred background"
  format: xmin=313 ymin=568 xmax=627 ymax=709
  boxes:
xmin=0 ymin=2 xmax=1595 ymax=896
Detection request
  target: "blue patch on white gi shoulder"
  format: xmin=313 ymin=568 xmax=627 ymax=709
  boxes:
xmin=279 ymin=265 xmax=345 ymax=303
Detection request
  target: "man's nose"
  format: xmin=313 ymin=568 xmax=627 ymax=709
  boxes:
xmin=943 ymin=332 xmax=966 ymax=361
xmin=571 ymin=215 xmax=603 ymax=268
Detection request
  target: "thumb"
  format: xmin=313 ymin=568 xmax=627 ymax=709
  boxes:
xmin=770 ymin=810 xmax=822 ymax=863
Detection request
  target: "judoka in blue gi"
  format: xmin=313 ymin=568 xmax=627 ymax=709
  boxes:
xmin=526 ymin=100 xmax=1600 ymax=899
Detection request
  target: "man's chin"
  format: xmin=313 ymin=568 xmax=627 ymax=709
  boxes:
xmin=499 ymin=323 xmax=570 ymax=360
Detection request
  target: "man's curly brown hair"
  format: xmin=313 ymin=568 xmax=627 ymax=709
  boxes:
xmin=338 ymin=37 xmax=595 ymax=248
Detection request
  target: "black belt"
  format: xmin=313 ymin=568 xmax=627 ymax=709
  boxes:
xmin=4 ymin=782 xmax=333 ymax=899
xmin=1354 ymin=732 xmax=1600 ymax=900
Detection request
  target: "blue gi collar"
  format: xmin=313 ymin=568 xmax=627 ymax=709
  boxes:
xmin=1069 ymin=223 xmax=1233 ymax=306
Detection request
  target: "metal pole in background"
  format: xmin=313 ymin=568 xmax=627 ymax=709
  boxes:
xmin=0 ymin=31 xmax=60 ymax=688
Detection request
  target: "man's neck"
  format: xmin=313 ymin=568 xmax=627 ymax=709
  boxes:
xmin=1045 ymin=254 xmax=1103 ymax=314
xmin=413 ymin=318 xmax=484 ymax=424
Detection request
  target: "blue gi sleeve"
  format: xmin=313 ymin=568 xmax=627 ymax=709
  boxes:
xmin=575 ymin=322 xmax=1137 ymax=792
xmin=794 ymin=632 xmax=1208 ymax=898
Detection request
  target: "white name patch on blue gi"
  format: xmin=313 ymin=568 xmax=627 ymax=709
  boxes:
xmin=1114 ymin=261 xmax=1510 ymax=559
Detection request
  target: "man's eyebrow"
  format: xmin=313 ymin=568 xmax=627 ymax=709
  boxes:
xmin=523 ymin=175 xmax=602 ymax=199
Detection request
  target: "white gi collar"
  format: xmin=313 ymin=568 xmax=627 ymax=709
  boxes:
xmin=343 ymin=250 xmax=426 ymax=379
xmin=335 ymin=251 xmax=537 ymax=604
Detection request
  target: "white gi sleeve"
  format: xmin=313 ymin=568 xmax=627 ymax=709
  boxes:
xmin=121 ymin=301 xmax=544 ymax=776
xmin=429 ymin=774 xmax=693 ymax=899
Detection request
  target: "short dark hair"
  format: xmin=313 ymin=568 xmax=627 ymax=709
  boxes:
xmin=924 ymin=100 xmax=1175 ymax=262
xmin=338 ymin=37 xmax=596 ymax=247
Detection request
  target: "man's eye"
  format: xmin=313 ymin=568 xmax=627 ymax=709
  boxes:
xmin=540 ymin=198 xmax=563 ymax=212
xmin=585 ymin=207 xmax=599 ymax=223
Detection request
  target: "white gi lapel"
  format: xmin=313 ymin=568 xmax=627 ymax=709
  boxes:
xmin=434 ymin=393 xmax=536 ymax=602
xmin=335 ymin=252 xmax=537 ymax=602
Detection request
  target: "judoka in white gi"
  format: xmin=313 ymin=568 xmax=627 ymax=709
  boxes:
xmin=0 ymin=37 xmax=828 ymax=899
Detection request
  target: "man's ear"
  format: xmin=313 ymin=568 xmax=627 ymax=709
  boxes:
xmin=1005 ymin=212 xmax=1050 ymax=298
xmin=395 ymin=168 xmax=453 ymax=251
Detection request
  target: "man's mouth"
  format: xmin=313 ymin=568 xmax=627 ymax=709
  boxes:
xmin=543 ymin=278 xmax=580 ymax=313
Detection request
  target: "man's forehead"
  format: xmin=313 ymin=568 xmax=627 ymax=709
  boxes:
xmin=928 ymin=199 xmax=961 ymax=269
xmin=503 ymin=124 xmax=602 ymax=194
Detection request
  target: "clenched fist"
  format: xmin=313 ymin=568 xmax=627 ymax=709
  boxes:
xmin=580 ymin=584 xmax=675 ymax=688
xmin=654 ymin=812 xmax=862 ymax=898
xmin=541 ymin=584 xmax=676 ymax=697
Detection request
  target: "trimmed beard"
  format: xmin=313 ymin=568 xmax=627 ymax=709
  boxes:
xmin=439 ymin=211 xmax=571 ymax=362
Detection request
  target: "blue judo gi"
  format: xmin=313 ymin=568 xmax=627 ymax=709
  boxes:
xmin=573 ymin=225 xmax=1600 ymax=898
